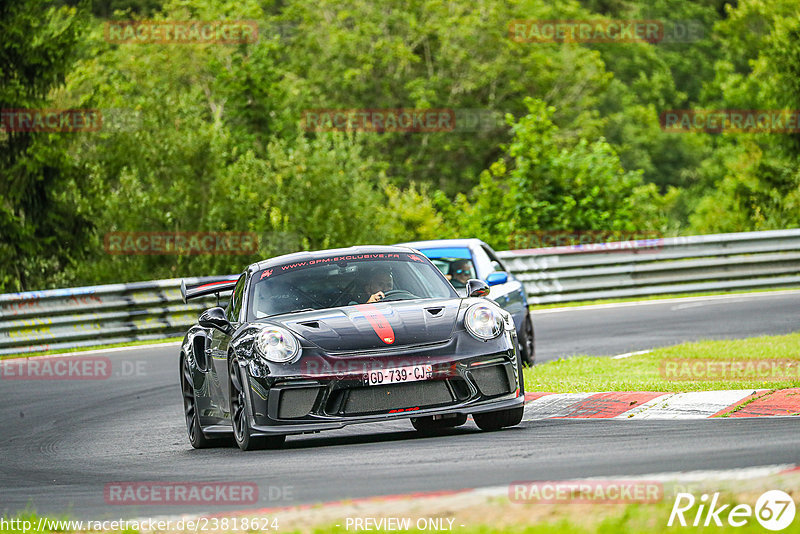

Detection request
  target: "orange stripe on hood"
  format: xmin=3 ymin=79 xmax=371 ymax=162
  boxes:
xmin=354 ymin=304 xmax=396 ymax=344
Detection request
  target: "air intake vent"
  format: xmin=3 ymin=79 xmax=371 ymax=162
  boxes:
xmin=471 ymin=363 xmax=514 ymax=397
xmin=338 ymin=381 xmax=454 ymax=415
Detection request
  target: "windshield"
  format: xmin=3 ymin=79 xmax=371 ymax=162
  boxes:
xmin=247 ymin=252 xmax=458 ymax=320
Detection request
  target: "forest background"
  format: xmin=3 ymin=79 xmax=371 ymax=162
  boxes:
xmin=2 ymin=0 xmax=799 ymax=291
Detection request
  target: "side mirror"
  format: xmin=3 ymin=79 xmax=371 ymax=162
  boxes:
xmin=486 ymin=271 xmax=509 ymax=286
xmin=198 ymin=307 xmax=231 ymax=333
xmin=466 ymin=279 xmax=491 ymax=298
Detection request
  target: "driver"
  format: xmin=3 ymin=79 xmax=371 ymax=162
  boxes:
xmin=363 ymin=266 xmax=394 ymax=303
xmin=447 ymin=259 xmax=473 ymax=288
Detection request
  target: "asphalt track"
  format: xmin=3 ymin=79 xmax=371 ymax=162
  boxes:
xmin=1 ymin=291 xmax=798 ymax=519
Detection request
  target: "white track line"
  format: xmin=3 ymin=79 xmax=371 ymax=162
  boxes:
xmin=3 ymin=341 xmax=181 ymax=361
xmin=533 ymin=289 xmax=800 ymax=314
xmin=611 ymin=349 xmax=652 ymax=360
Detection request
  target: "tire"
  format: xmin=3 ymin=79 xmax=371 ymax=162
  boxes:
xmin=180 ymin=354 xmax=225 ymax=449
xmin=411 ymin=413 xmax=468 ymax=433
xmin=518 ymin=313 xmax=535 ymax=367
xmin=473 ymin=406 xmax=524 ymax=432
xmin=229 ymin=357 xmax=286 ymax=451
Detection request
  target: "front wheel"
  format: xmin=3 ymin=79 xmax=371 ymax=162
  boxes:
xmin=229 ymin=357 xmax=286 ymax=451
xmin=181 ymin=354 xmax=225 ymax=449
xmin=473 ymin=406 xmax=524 ymax=432
xmin=519 ymin=313 xmax=535 ymax=367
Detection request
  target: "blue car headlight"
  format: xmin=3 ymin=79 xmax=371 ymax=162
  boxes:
xmin=464 ymin=303 xmax=504 ymax=340
xmin=255 ymin=326 xmax=301 ymax=363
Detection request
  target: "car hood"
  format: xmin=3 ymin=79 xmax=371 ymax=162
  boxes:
xmin=273 ymin=298 xmax=461 ymax=352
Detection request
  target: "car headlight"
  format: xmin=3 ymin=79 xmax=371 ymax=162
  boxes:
xmin=255 ymin=326 xmax=301 ymax=363
xmin=464 ymin=303 xmax=504 ymax=340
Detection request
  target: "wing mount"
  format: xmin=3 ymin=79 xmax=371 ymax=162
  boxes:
xmin=180 ymin=276 xmax=239 ymax=303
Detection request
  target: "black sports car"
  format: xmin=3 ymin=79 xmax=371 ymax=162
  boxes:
xmin=179 ymin=245 xmax=525 ymax=451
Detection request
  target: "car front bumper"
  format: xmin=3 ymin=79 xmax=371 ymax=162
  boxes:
xmin=237 ymin=333 xmax=524 ymax=436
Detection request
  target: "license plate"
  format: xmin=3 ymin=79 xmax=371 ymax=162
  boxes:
xmin=367 ymin=364 xmax=433 ymax=386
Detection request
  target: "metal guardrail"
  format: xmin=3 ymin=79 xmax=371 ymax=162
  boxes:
xmin=1 ymin=230 xmax=798 ymax=355
xmin=496 ymin=229 xmax=800 ymax=305
xmin=0 ymin=278 xmax=225 ymax=356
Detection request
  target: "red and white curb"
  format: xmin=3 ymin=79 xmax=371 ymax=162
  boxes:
xmin=522 ymin=389 xmax=800 ymax=419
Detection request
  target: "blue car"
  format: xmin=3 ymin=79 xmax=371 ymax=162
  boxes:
xmin=398 ymin=239 xmax=535 ymax=365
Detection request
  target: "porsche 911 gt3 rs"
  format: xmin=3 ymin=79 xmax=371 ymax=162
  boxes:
xmin=179 ymin=245 xmax=525 ymax=451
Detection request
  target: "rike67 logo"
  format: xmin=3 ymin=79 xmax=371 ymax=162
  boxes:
xmin=669 ymin=490 xmax=796 ymax=531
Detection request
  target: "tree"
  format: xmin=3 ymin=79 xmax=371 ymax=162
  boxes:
xmin=688 ymin=0 xmax=800 ymax=232
xmin=0 ymin=0 xmax=91 ymax=291
xmin=273 ymin=0 xmax=613 ymax=195
xmin=461 ymin=98 xmax=667 ymax=250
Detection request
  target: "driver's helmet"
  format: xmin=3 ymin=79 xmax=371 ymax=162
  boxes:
xmin=363 ymin=264 xmax=394 ymax=295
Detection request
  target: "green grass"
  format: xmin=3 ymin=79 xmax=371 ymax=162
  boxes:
xmin=5 ymin=496 xmax=795 ymax=534
xmin=5 ymin=476 xmax=799 ymax=534
xmin=531 ymin=286 xmax=800 ymax=310
xmin=524 ymin=332 xmax=800 ymax=393
xmin=304 ymin=511 xmax=794 ymax=533
xmin=0 ymin=336 xmax=183 ymax=360
xmin=299 ymin=492 xmax=800 ymax=533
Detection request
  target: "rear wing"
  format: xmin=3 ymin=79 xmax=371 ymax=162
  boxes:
xmin=180 ymin=276 xmax=239 ymax=303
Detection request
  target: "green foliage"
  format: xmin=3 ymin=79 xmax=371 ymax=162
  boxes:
xmin=687 ymin=0 xmax=800 ymax=232
xmin=274 ymin=0 xmax=612 ymax=195
xmin=2 ymin=0 xmax=799 ymax=290
xmin=207 ymin=133 xmax=385 ymax=254
xmin=0 ymin=0 xmax=92 ymax=292
xmin=461 ymin=99 xmax=667 ymax=250
xmin=377 ymin=182 xmax=451 ymax=243
xmin=689 ymin=141 xmax=800 ymax=232
xmin=54 ymin=0 xmax=164 ymax=18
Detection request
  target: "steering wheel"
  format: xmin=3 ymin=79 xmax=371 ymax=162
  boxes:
xmin=380 ymin=289 xmax=418 ymax=301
